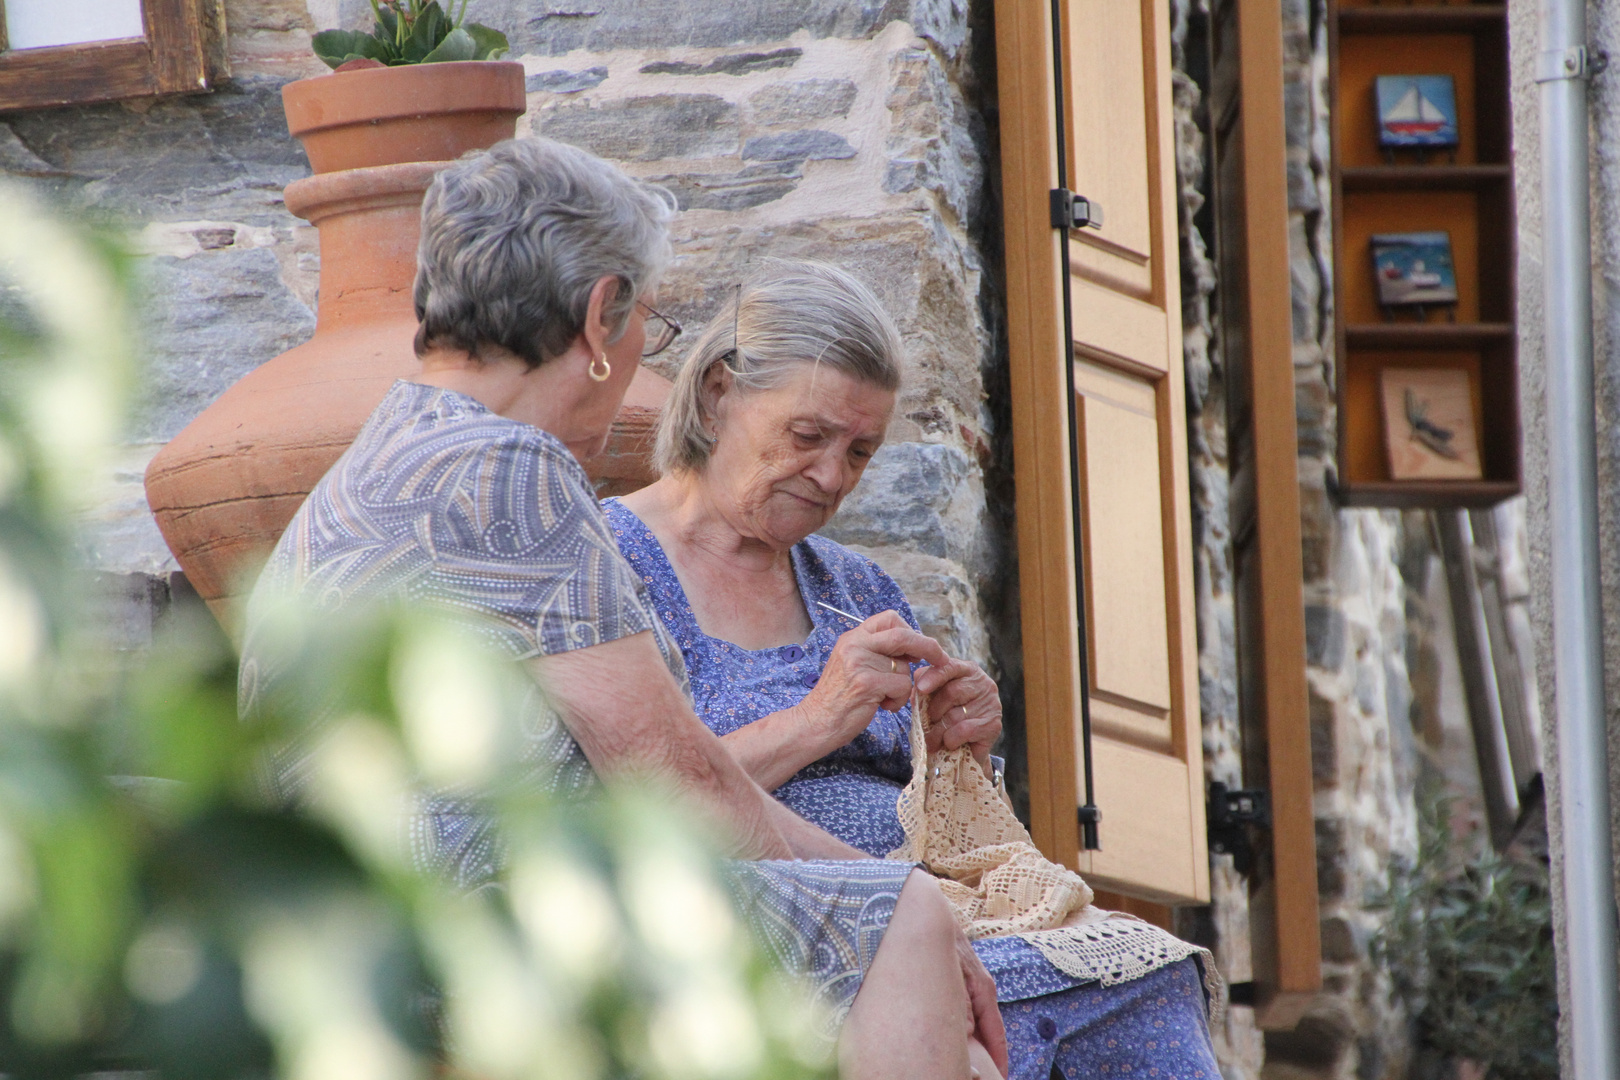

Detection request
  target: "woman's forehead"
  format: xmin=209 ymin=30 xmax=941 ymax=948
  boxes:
xmin=768 ymin=366 xmax=894 ymax=433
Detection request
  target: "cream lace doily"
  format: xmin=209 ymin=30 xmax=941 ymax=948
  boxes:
xmin=888 ymin=691 xmax=1224 ymax=1021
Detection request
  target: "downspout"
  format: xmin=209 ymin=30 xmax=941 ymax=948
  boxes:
xmin=1535 ymin=0 xmax=1620 ymax=1072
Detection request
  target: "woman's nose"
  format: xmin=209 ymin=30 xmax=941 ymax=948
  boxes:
xmin=803 ymin=451 xmax=845 ymax=493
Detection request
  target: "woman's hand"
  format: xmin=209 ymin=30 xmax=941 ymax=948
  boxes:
xmin=797 ymin=609 xmax=948 ymax=750
xmin=915 ymin=657 xmax=1003 ymax=773
xmin=726 ymin=610 xmax=949 ymax=791
xmin=957 ymin=926 xmax=1010 ymax=1077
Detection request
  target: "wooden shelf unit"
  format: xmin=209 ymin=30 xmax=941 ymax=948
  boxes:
xmin=1329 ymin=2 xmax=1520 ymax=506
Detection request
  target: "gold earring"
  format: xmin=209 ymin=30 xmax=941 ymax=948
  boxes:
xmin=588 ymin=352 xmax=612 ymax=382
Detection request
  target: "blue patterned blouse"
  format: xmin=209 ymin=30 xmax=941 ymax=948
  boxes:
xmin=602 ymin=498 xmax=1090 ymax=1003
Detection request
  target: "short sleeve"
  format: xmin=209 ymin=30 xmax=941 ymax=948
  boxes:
xmin=420 ymin=431 xmax=659 ymax=659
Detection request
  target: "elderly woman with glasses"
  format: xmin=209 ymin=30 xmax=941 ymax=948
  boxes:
xmin=604 ymin=261 xmax=1223 ymax=1080
xmin=239 ymin=140 xmax=1007 ymax=1080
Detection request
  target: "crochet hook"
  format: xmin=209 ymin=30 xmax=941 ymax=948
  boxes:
xmin=814 ymin=599 xmax=865 ymax=623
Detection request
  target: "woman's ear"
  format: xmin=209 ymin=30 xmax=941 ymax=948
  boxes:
xmin=580 ymin=275 xmax=622 ymax=358
xmin=699 ymin=360 xmax=732 ymax=429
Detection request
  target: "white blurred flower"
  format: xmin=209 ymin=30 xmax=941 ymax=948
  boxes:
xmin=622 ymin=850 xmax=739 ymax=966
xmin=391 ymin=621 xmax=504 ymax=790
xmin=305 ymin=714 xmax=413 ymax=871
xmin=427 ymin=901 xmax=603 ymax=1080
xmin=242 ymin=904 xmax=422 ymax=1080
xmin=647 ymin=975 xmax=765 ymax=1080
xmin=0 ymin=552 xmax=43 ymax=691
xmin=125 ymin=921 xmax=204 ymax=1005
xmin=510 ymin=851 xmax=622 ymax=982
xmin=0 ymin=181 xmax=133 ymax=515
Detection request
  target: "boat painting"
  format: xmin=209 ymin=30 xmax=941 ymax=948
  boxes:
xmin=1375 ymin=75 xmax=1459 ymax=149
xmin=1371 ymin=231 xmax=1458 ymax=308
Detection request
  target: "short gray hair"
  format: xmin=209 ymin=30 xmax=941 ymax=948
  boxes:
xmin=655 ymin=260 xmax=903 ymax=474
xmin=414 ymin=138 xmax=676 ymax=367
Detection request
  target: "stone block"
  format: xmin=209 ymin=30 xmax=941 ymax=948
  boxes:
xmin=1310 ymin=684 xmax=1338 ymax=784
xmin=847 ymin=546 xmax=990 ymax=667
xmin=1319 ymin=914 xmax=1362 ymax=962
xmin=741 ymin=130 xmax=856 ymax=163
xmin=649 ymin=215 xmax=987 ymax=437
xmin=0 ymin=123 xmax=69 ymax=176
xmin=822 ymin=441 xmax=979 ymax=564
xmin=1305 ymin=604 xmax=1347 ymax=670
xmin=133 ymin=246 xmax=315 ymax=442
xmin=647 ymin=163 xmax=801 ymax=212
xmin=1316 ymin=817 xmax=1346 ymax=899
xmin=640 ymin=48 xmax=801 ymax=76
xmin=455 ymin=0 xmax=969 ymax=61
xmin=5 ymin=76 xmax=310 ymax=220
xmin=526 ymin=67 xmax=609 ymax=94
xmin=537 ymin=94 xmax=740 ymax=162
xmin=884 ymin=46 xmax=985 ymax=227
xmin=747 ymin=79 xmax=859 ymax=125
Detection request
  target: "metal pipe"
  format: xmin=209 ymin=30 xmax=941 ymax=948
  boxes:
xmin=1536 ymin=0 xmax=1620 ymax=1067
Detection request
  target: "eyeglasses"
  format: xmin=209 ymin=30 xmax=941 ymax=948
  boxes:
xmin=638 ymin=301 xmax=682 ymax=357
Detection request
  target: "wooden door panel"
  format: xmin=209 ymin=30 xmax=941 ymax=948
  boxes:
xmin=996 ymin=0 xmax=1209 ymax=907
xmin=1076 ymin=379 xmax=1173 ymax=711
xmin=1078 ymin=740 xmax=1200 ymax=901
xmin=1064 ymin=0 xmax=1153 ymax=262
xmin=1069 ymin=277 xmax=1170 ymax=374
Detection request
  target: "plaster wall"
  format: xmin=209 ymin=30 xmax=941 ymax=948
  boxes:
xmin=1508 ymin=0 xmax=1620 ymax=1071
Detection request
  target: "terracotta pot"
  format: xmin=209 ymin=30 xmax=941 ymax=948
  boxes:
xmin=282 ymin=61 xmax=527 ymax=174
xmin=146 ymin=160 xmax=671 ymax=627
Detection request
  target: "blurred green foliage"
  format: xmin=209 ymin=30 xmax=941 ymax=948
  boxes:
xmin=1371 ymin=794 xmax=1557 ymax=1080
xmin=0 ymin=181 xmax=830 ymax=1080
xmin=312 ymin=0 xmax=509 ymax=68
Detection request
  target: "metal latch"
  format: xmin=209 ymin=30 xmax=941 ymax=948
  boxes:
xmin=1208 ymin=782 xmax=1271 ymax=875
xmin=1536 ymin=45 xmax=1609 ymax=83
xmin=1050 ymin=188 xmax=1104 ymax=231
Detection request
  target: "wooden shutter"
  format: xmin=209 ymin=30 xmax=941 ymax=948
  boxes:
xmin=1209 ymin=0 xmax=1321 ymax=1026
xmin=994 ymin=0 xmax=1209 ymax=905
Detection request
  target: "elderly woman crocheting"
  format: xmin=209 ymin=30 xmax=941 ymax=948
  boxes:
xmin=238 ymin=141 xmax=1007 ymax=1080
xmin=605 ymin=261 xmax=1224 ymax=1080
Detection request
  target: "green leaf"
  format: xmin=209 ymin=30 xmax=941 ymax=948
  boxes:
xmin=401 ymin=0 xmax=449 ymax=61
xmin=420 ymin=25 xmax=477 ymax=63
xmin=312 ymin=29 xmax=372 ymax=69
xmin=464 ymin=23 xmax=508 ymax=60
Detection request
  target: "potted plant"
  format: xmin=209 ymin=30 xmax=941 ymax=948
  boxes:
xmin=284 ymin=0 xmax=523 ymax=175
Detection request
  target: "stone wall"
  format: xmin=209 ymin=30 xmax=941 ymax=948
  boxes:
xmin=3 ymin=1 xmax=1011 ymax=685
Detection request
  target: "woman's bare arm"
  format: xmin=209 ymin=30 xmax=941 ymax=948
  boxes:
xmin=528 ymin=630 xmax=869 ymax=861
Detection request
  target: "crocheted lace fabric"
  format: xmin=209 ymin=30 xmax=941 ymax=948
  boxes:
xmin=889 ymin=692 xmax=1224 ymax=1021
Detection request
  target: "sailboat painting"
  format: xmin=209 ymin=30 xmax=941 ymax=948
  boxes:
xmin=1375 ymin=75 xmax=1459 ymax=149
xmin=1371 ymin=232 xmax=1458 ymax=308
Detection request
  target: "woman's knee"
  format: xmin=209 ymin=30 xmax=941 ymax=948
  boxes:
xmin=893 ymin=869 xmax=959 ymax=944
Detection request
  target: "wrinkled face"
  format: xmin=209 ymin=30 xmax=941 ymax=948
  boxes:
xmin=707 ymin=365 xmax=895 ymax=549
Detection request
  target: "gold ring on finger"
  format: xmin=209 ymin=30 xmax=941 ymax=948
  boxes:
xmin=890 ymin=658 xmax=898 ymax=674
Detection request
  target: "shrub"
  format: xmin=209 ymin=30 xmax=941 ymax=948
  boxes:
xmin=1371 ymin=793 xmax=1558 ymax=1080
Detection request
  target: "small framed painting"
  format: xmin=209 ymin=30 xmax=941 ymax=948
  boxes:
xmin=1381 ymin=368 xmax=1482 ymax=480
xmin=1375 ymin=75 xmax=1460 ymax=150
xmin=1371 ymin=231 xmax=1458 ymax=309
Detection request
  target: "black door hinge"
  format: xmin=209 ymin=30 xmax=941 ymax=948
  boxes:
xmin=1050 ymin=188 xmax=1104 ymax=230
xmin=1208 ymin=781 xmax=1271 ymax=876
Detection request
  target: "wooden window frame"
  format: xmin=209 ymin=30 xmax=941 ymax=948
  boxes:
xmin=0 ymin=0 xmax=226 ymax=114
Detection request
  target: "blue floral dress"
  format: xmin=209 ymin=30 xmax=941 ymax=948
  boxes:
xmin=604 ymin=498 xmax=1221 ymax=1080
